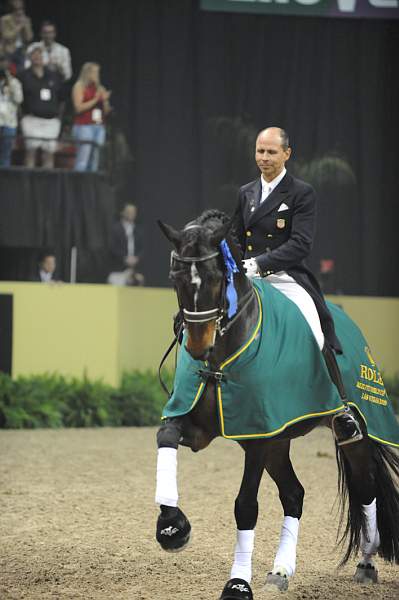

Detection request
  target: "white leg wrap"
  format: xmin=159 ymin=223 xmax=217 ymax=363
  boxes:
xmin=360 ymin=498 xmax=380 ymax=563
xmin=273 ymin=516 xmax=299 ymax=578
xmin=230 ymin=529 xmax=255 ymax=583
xmin=155 ymin=447 xmax=178 ymax=507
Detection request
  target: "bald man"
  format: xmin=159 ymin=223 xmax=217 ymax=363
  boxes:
xmin=234 ymin=127 xmax=362 ymax=446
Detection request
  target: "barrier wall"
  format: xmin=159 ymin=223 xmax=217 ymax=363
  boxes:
xmin=0 ymin=283 xmax=177 ymax=386
xmin=0 ymin=282 xmax=397 ymax=384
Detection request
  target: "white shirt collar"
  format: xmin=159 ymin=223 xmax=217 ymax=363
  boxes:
xmin=40 ymin=269 xmax=53 ymax=282
xmin=261 ymin=167 xmax=287 ymax=194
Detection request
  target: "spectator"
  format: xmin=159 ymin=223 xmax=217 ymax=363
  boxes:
xmin=25 ymin=20 xmax=72 ymax=82
xmin=0 ymin=51 xmax=23 ymax=166
xmin=34 ymin=252 xmax=58 ymax=283
xmin=19 ymin=45 xmax=64 ymax=168
xmin=108 ymin=204 xmax=145 ymax=286
xmin=0 ymin=0 xmax=33 ymax=72
xmin=72 ymin=62 xmax=111 ymax=172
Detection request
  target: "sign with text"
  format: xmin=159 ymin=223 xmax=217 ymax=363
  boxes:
xmin=200 ymin=0 xmax=399 ymax=20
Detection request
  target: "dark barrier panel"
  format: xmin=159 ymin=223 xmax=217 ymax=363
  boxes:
xmin=0 ymin=169 xmax=117 ymax=282
xmin=0 ymin=294 xmax=13 ymax=375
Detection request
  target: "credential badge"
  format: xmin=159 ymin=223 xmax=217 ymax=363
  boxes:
xmin=276 ymin=218 xmax=286 ymax=229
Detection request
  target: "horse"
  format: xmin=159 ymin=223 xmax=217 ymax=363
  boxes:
xmin=154 ymin=209 xmax=399 ymax=599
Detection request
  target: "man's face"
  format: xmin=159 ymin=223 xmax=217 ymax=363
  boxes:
xmin=11 ymin=0 xmax=24 ymax=15
xmin=122 ymin=206 xmax=137 ymax=223
xmin=255 ymin=129 xmax=291 ymax=182
xmin=30 ymin=49 xmax=43 ymax=67
xmin=41 ymin=25 xmax=56 ymax=45
xmin=41 ymin=256 xmax=56 ymax=274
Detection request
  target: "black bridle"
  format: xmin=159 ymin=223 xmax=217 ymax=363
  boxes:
xmin=170 ymin=247 xmax=254 ymax=337
xmin=159 ymin=241 xmax=255 ymax=397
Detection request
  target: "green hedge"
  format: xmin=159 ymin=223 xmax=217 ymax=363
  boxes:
xmin=0 ymin=370 xmax=174 ymax=429
xmin=0 ymin=370 xmax=397 ymax=429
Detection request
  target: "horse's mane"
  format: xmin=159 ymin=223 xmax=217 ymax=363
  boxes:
xmin=195 ymin=209 xmax=230 ymax=228
xmin=193 ymin=209 xmax=243 ymax=260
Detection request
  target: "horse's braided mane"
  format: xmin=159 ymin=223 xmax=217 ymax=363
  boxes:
xmin=196 ymin=209 xmax=229 ymax=228
xmin=194 ymin=209 xmax=243 ymax=259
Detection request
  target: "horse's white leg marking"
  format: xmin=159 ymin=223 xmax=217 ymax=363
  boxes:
xmin=359 ymin=498 xmax=380 ymax=564
xmin=155 ymin=447 xmax=178 ymax=507
xmin=230 ymin=529 xmax=255 ymax=583
xmin=272 ymin=516 xmax=299 ymax=577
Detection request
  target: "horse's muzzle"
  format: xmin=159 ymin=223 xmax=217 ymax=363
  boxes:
xmin=185 ymin=345 xmax=213 ymax=361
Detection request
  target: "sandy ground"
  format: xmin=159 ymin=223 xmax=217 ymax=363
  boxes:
xmin=0 ymin=427 xmax=398 ymax=600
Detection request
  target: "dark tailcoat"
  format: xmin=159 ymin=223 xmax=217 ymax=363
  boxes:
xmin=234 ymin=172 xmax=341 ymax=352
xmin=109 ymin=222 xmax=143 ymax=272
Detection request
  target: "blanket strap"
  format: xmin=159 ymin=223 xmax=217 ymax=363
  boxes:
xmin=197 ymin=368 xmax=226 ymax=383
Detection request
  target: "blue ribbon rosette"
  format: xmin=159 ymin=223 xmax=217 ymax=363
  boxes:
xmin=220 ymin=239 xmax=239 ymax=318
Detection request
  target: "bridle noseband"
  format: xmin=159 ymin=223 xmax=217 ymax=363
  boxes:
xmin=170 ymin=248 xmax=254 ymax=337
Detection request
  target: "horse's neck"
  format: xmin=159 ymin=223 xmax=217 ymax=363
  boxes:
xmin=210 ymin=274 xmax=258 ymax=367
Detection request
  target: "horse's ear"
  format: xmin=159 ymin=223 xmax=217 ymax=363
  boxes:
xmin=157 ymin=220 xmax=182 ymax=247
xmin=210 ymin=215 xmax=235 ymax=247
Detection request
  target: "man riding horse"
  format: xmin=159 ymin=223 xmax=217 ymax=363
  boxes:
xmin=234 ymin=126 xmax=361 ymax=447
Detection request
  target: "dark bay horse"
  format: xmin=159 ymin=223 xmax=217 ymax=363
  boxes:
xmin=155 ymin=210 xmax=399 ymax=599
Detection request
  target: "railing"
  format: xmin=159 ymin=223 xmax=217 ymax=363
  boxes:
xmin=0 ymin=132 xmax=105 ymax=171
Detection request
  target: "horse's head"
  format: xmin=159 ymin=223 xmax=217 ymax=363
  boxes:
xmin=158 ymin=210 xmax=239 ymax=361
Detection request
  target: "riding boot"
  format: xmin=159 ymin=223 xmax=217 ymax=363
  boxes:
xmin=322 ymin=344 xmax=363 ymax=446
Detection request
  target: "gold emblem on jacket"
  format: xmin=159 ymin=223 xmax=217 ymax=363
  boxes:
xmin=276 ymin=218 xmax=286 ymax=229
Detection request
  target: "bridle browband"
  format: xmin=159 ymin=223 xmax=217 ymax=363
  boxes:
xmin=170 ymin=247 xmax=254 ymax=336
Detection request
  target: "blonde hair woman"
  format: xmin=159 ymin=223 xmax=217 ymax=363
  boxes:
xmin=72 ymin=62 xmax=111 ymax=172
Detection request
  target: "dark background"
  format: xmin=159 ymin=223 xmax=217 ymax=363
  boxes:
xmin=3 ymin=0 xmax=399 ymax=294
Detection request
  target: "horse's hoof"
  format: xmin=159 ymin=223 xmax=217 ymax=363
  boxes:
xmin=264 ymin=569 xmax=289 ymax=592
xmin=219 ymin=578 xmax=253 ymax=599
xmin=156 ymin=505 xmax=191 ymax=552
xmin=354 ymin=562 xmax=378 ymax=584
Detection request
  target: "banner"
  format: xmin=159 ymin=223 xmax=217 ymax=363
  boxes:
xmin=200 ymin=0 xmax=399 ymax=20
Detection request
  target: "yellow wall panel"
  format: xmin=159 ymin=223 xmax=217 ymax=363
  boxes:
xmin=0 ymin=283 xmax=397 ymax=384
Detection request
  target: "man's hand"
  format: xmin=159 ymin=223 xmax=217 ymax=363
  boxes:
xmin=242 ymin=258 xmax=260 ymax=279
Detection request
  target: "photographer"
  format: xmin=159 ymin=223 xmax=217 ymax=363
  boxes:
xmin=0 ymin=52 xmax=23 ymax=166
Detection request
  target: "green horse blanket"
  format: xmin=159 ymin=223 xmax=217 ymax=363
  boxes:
xmin=163 ymin=280 xmax=399 ymax=447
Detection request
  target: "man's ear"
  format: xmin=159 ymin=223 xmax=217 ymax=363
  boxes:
xmin=157 ymin=220 xmax=182 ymax=248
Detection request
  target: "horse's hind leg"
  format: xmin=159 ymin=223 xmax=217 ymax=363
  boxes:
xmin=155 ymin=417 xmax=191 ymax=552
xmin=336 ymin=435 xmax=380 ymax=581
xmin=220 ymin=440 xmax=268 ymax=600
xmin=263 ymin=440 xmax=304 ymax=592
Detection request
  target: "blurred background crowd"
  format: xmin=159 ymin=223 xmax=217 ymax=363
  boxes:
xmin=0 ymin=0 xmax=112 ymax=172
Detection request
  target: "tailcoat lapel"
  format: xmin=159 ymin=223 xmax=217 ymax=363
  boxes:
xmin=248 ymin=174 xmax=291 ymax=226
xmin=242 ymin=179 xmax=261 ymax=227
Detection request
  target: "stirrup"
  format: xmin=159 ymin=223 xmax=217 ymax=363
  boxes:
xmin=332 ymin=408 xmax=363 ymax=446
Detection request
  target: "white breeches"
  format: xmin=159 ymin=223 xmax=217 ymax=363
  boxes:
xmin=266 ymin=272 xmax=325 ymax=350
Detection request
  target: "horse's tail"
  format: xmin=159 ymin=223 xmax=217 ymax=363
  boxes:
xmin=335 ymin=439 xmax=399 ymax=565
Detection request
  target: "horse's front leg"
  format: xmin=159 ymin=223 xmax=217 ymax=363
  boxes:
xmin=263 ymin=440 xmax=304 ymax=592
xmin=220 ymin=440 xmax=268 ymax=600
xmin=155 ymin=417 xmax=191 ymax=552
